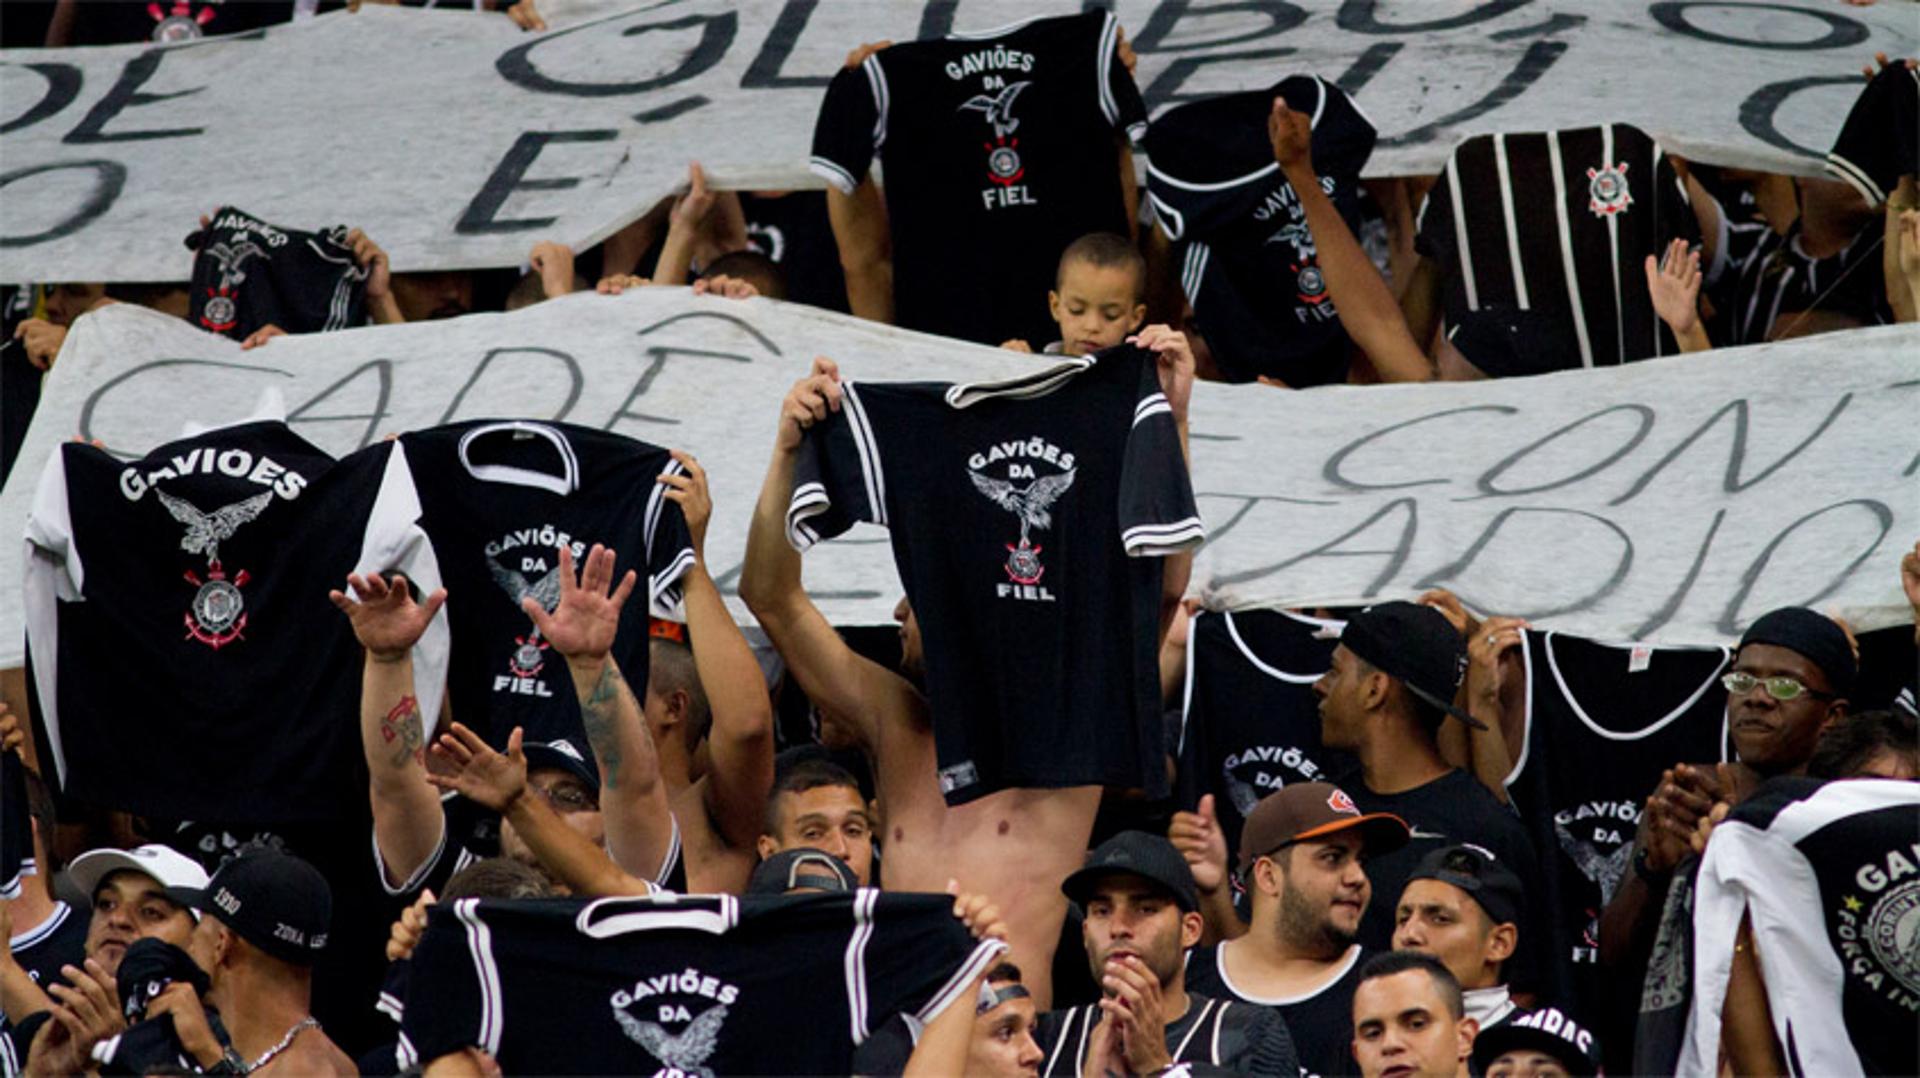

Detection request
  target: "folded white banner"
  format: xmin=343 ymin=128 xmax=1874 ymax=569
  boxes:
xmin=3 ymin=0 xmax=1912 ymax=281
xmin=2 ymin=294 xmax=1913 ymax=667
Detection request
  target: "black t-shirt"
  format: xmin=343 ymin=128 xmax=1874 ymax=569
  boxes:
xmin=23 ymin=422 xmax=443 ymax=823
xmin=1146 ymin=75 xmax=1375 ymax=386
xmin=186 ymin=207 xmax=369 ymax=341
xmin=1416 ymin=123 xmax=1697 ymax=369
xmin=787 ymin=348 xmax=1202 ymax=804
xmin=1703 ymin=210 xmax=1888 ymax=345
xmin=1 ymin=901 xmax=88 ymax=1076
xmin=1034 ymin=993 xmax=1298 ymax=1077
xmin=1184 ymin=942 xmax=1368 ymax=1078
xmin=1178 ymin=609 xmax=1357 ymax=861
xmin=809 ymin=11 xmax=1147 ymax=346
xmin=398 ymin=892 xmax=1003 ymax=1075
xmin=740 ymin=192 xmax=849 ymax=314
xmin=65 ymin=1 xmax=312 ymax=44
xmin=398 ymin=420 xmax=694 ymax=750
xmin=1343 ymin=770 xmax=1543 ymax=974
xmin=1826 ymin=63 xmax=1919 ymax=208
xmin=1506 ymin=630 xmax=1729 ymax=1016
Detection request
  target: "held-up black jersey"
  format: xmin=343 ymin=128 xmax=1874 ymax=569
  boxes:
xmin=809 ymin=11 xmax=1146 ymax=346
xmin=185 ymin=207 xmax=368 ymax=341
xmin=397 ymin=891 xmax=1004 ymax=1076
xmin=1177 ymin=609 xmax=1356 ymax=859
xmin=1508 ymin=630 xmax=1729 ymax=1016
xmin=1826 ymin=63 xmax=1919 ymax=208
xmin=1035 ymin=994 xmax=1298 ymax=1076
xmin=1146 ymin=76 xmax=1375 ymax=386
xmin=23 ymin=422 xmax=446 ymax=822
xmin=1183 ymin=943 xmax=1367 ymax=1078
xmin=1416 ymin=123 xmax=1696 ymax=369
xmin=398 ymin=421 xmax=694 ymax=748
xmin=1683 ymin=778 xmax=1920 ymax=1077
xmin=786 ymin=347 xmax=1203 ymax=804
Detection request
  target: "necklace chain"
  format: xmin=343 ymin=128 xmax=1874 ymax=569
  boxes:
xmin=247 ymin=1016 xmax=319 ymax=1072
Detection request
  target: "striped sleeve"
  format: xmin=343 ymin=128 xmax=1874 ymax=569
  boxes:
xmin=643 ymin=453 xmax=697 ymax=618
xmin=810 ymin=61 xmax=885 ymax=195
xmin=787 ymin=383 xmax=889 ymax=550
xmin=1118 ymin=365 xmax=1204 ymax=556
xmin=397 ymin=899 xmax=502 ymax=1068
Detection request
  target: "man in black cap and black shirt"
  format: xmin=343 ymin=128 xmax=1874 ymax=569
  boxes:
xmin=1392 ymin=844 xmax=1524 ymax=1033
xmin=1183 ymin=781 xmax=1409 ymax=1078
xmin=1312 ymin=601 xmax=1542 ymax=960
xmin=156 ymin=850 xmax=353 ymax=1075
xmin=1034 ymin=832 xmax=1298 ymax=1076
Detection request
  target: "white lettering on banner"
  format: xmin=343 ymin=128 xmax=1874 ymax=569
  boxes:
xmin=0 ymin=0 xmax=1913 ymax=281
xmin=0 ymin=293 xmax=1912 ymax=672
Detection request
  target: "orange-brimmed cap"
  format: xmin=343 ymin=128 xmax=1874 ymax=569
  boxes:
xmin=1236 ymin=782 xmax=1410 ymax=874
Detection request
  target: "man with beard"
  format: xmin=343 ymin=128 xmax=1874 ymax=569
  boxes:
xmin=1033 ymin=832 xmax=1297 ymax=1076
xmin=1184 ymin=783 xmax=1409 ymax=1078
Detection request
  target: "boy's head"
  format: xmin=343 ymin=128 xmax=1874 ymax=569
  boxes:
xmin=1049 ymin=233 xmax=1145 ymax=357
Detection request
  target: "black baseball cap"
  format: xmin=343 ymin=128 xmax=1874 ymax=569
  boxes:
xmin=1472 ymin=1007 xmax=1603 ymax=1076
xmin=1339 ymin=601 xmax=1484 ymax=729
xmin=1405 ymin=843 xmax=1524 ymax=927
xmin=168 ymin=850 xmax=330 ymax=967
xmin=747 ymin=848 xmax=859 ymax=895
xmin=1061 ymin=831 xmax=1199 ymax=914
xmin=522 ymin=736 xmax=600 ymax=792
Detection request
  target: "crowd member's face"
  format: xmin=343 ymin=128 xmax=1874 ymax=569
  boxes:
xmin=85 ymin=871 xmax=197 ymax=975
xmin=1265 ymin=834 xmax=1369 ymax=957
xmin=1080 ymin=875 xmax=1199 ymax=988
xmin=1392 ymin=880 xmax=1508 ymax=990
xmin=759 ymin=784 xmax=874 ymax=885
xmin=1854 ymin=748 xmax=1918 ymax=780
xmin=390 ymin=271 xmax=474 ymax=321
xmin=1314 ymin=645 xmax=1379 ymax=750
xmin=500 ymin=767 xmax=603 ymax=868
xmin=969 ymin=992 xmax=1044 ymax=1076
xmin=44 ymin=282 xmax=106 ymax=326
xmin=1048 ymin=259 xmax=1144 ymax=357
xmin=1352 ymin=970 xmax=1474 ymax=1078
xmin=1727 ymin=643 xmax=1842 ymax=776
xmin=892 ymin=597 xmax=925 ymax=680
xmin=1485 ymin=1050 xmax=1569 ymax=1078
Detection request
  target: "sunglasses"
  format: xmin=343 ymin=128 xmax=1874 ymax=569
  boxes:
xmin=1721 ymin=671 xmax=1835 ymax=702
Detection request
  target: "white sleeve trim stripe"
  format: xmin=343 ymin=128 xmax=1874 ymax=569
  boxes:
xmin=652 ymin=817 xmax=683 ymax=889
xmin=840 ymin=383 xmax=889 ymax=527
xmin=396 ymin=1033 xmax=418 ymax=1069
xmin=808 ymin=156 xmax=859 ymax=196
xmin=1823 ymin=151 xmax=1885 ymax=208
xmin=453 ymin=898 xmax=504 ymax=1058
xmin=1148 ymin=192 xmax=1186 ymax=243
xmin=648 ymin=547 xmax=697 ymax=618
xmin=373 ymin=815 xmax=449 ymax=897
xmin=1096 ymin=12 xmax=1121 ymax=127
xmin=643 ymin=455 xmax=684 ymax=555
xmin=1124 ymin=520 xmax=1207 ymax=555
xmin=1126 ymin=120 xmax=1147 ymax=144
xmin=1133 ymin=396 xmax=1172 ymax=426
xmin=1177 ymin=609 xmax=1202 ymax=756
xmin=844 ymin=887 xmax=880 ymax=1043
xmin=375 ymin=992 xmax=404 ymax=1023
xmin=785 ymin=487 xmax=834 ymax=551
xmin=861 ymin=55 xmax=889 ymax=152
xmin=1180 ymin=241 xmax=1209 ymax=305
xmin=912 ymin=937 xmax=1011 ymax=1027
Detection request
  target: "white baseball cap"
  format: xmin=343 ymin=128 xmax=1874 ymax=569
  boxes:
xmin=67 ymin=845 xmax=211 ymax=918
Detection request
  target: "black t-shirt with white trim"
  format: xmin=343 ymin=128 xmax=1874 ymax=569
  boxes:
xmin=1703 ymin=208 xmax=1887 ymax=346
xmin=1 ymin=901 xmax=87 ymax=1078
xmin=186 ymin=206 xmax=368 ymax=341
xmin=1183 ymin=943 xmax=1367 ymax=1078
xmin=1035 ymin=993 xmax=1298 ymax=1077
xmin=787 ymin=347 xmax=1202 ymax=804
xmin=1146 ymin=75 xmax=1375 ymax=386
xmin=809 ymin=11 xmax=1146 ymax=346
xmin=397 ymin=891 xmax=1003 ymax=1076
xmin=1416 ymin=123 xmax=1696 ymax=369
xmin=1826 ymin=63 xmax=1919 ymax=209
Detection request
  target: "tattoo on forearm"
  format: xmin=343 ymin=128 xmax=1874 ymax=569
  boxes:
xmin=581 ymin=663 xmax=626 ymax=787
xmin=381 ymin=695 xmax=424 ymax=769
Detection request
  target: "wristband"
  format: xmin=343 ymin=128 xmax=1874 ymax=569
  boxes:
xmin=1632 ymin=844 xmax=1671 ymax=884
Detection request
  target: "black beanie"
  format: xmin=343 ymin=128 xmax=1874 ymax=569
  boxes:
xmin=1737 ymin=607 xmax=1856 ymax=695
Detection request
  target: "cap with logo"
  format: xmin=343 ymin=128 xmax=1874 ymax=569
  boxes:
xmin=68 ymin=845 xmax=211 ymax=919
xmin=522 ymin=736 xmax=600 ymax=793
xmin=167 ymin=850 xmax=331 ymax=967
xmin=1061 ymin=831 xmax=1199 ymax=914
xmin=746 ymin=848 xmax=860 ymax=895
xmin=1238 ymin=782 xmax=1411 ymax=874
xmin=1471 ymin=1006 xmax=1603 ymax=1076
xmin=1405 ymin=843 xmax=1525 ymax=927
xmin=1338 ymin=601 xmax=1485 ymax=730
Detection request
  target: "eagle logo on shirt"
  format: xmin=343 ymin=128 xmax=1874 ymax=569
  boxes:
xmin=488 ymin=555 xmax=564 ymax=679
xmin=958 ymin=81 xmax=1029 ymax=138
xmin=959 ymin=81 xmax=1033 ymax=191
xmin=614 ymin=1003 xmax=727 ymax=1077
xmin=1555 ymin=820 xmax=1633 ymax=904
xmin=969 ymin=469 xmax=1076 ymax=586
xmin=157 ymin=488 xmax=271 ymax=650
xmin=157 ymin=489 xmax=272 ymax=564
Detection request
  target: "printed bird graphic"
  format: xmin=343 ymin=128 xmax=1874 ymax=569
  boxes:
xmin=968 ymin=468 xmax=1076 ymax=543
xmin=957 ymin=81 xmax=1030 ymax=138
xmin=204 ymin=237 xmax=267 ymax=291
xmin=488 ymin=556 xmax=564 ymax=644
xmin=155 ymin=489 xmax=273 ymax=564
xmin=614 ymin=1004 xmax=726 ymax=1076
xmin=1556 ymin=821 xmax=1633 ymax=905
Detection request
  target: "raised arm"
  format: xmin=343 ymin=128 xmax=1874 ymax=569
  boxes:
xmin=738 ymin=357 xmax=920 ymax=748
xmin=1129 ymin=324 xmax=1197 ymax=640
xmin=826 ymin=179 xmax=895 ymax=323
xmin=1269 ymin=100 xmax=1431 ymax=383
xmin=331 ymin=573 xmax=447 ymax=889
xmin=524 ymin=544 xmax=676 ymax=881
xmin=1645 ymin=238 xmax=1711 ymax=353
xmin=657 ymin=453 xmax=775 ymax=852
xmin=427 ymin=722 xmax=652 ymax=898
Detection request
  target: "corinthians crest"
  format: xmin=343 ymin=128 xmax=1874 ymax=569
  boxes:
xmin=967 ymin=439 xmax=1076 ymax=599
xmin=157 ymin=489 xmax=271 ymax=649
xmin=1586 ymin=161 xmax=1633 ymax=217
xmin=488 ymin=555 xmax=563 ymax=681
xmin=198 ymin=234 xmax=266 ymax=333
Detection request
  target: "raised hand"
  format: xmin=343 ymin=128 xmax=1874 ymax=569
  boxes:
xmin=656 ymin=451 xmax=712 ymax=556
xmin=426 ymin=723 xmax=528 ymax=813
xmin=12 ymin=319 xmax=66 ymax=371
xmin=1466 ymin=616 xmax=1530 ymax=707
xmin=1167 ymin=794 xmax=1229 ymax=895
xmin=597 ymin=274 xmax=651 ymax=295
xmin=331 ymin=573 xmax=447 ymax=661
xmin=1268 ymin=98 xmax=1313 ymax=173
xmin=777 ymin=356 xmax=843 ymax=452
xmin=386 ymin=888 xmax=436 ymax=963
xmin=346 ymin=228 xmax=392 ymax=302
xmin=1644 ymin=238 xmax=1703 ymax=336
xmin=691 ymin=274 xmax=758 ymax=300
xmin=1128 ymin=324 xmax=1194 ymax=425
xmin=946 ymin=880 xmax=1009 ymax=943
xmin=240 ymin=323 xmax=286 ymax=350
xmin=524 ymin=544 xmax=636 ymax=664
xmin=529 ymin=241 xmax=576 ymax=300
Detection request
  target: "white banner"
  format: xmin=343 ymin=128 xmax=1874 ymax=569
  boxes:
xmin=2 ymin=295 xmax=1914 ymax=668
xmin=3 ymin=0 xmax=1914 ymax=282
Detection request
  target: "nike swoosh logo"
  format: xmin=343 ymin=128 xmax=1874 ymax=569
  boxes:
xmin=1408 ymin=827 xmax=1450 ymax=839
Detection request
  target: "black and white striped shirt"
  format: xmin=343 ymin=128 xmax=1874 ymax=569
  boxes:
xmin=1704 ymin=207 xmax=1886 ymax=346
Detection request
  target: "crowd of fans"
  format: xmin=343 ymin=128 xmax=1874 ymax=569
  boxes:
xmin=0 ymin=2 xmax=1916 ymax=1076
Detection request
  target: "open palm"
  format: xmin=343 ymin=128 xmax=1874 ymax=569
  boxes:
xmin=526 ymin=544 xmax=637 ymax=663
xmin=331 ymin=573 xmax=445 ymax=659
